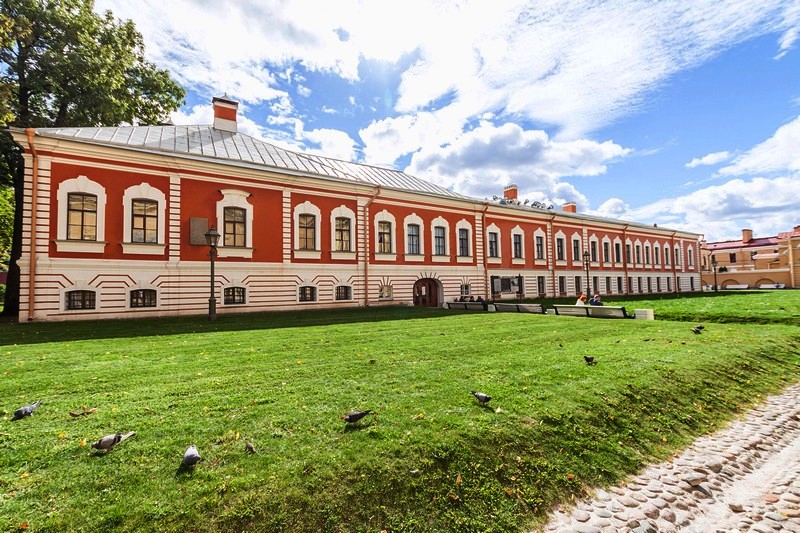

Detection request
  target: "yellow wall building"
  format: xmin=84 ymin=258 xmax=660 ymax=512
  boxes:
xmin=700 ymin=227 xmax=800 ymax=289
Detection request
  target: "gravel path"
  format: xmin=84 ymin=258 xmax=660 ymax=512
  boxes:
xmin=542 ymin=382 xmax=800 ymax=533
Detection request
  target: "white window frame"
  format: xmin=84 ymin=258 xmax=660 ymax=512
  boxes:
xmin=330 ymin=204 xmax=356 ymax=260
xmin=687 ymin=245 xmax=694 ymax=267
xmin=378 ymin=284 xmax=393 ymax=300
xmin=293 ymin=200 xmax=321 ymax=260
xmin=602 ymin=237 xmax=612 ymax=265
xmin=334 ymin=284 xmax=354 ymax=301
xmin=674 ymin=245 xmax=682 ymax=266
xmin=403 ymin=213 xmax=424 ymax=262
xmin=56 ymin=175 xmax=107 ymax=253
xmin=534 ymin=228 xmax=547 ymax=265
xmin=456 ymin=219 xmax=473 ymax=263
xmin=122 ymin=182 xmax=167 ymax=255
xmin=486 ymin=223 xmax=501 ymax=264
xmin=430 ymin=216 xmax=450 ymax=263
xmin=571 ymin=233 xmax=582 ymax=265
xmin=589 ymin=236 xmax=599 ymax=264
xmin=555 ymin=231 xmax=567 ymax=265
xmin=61 ymin=283 xmax=99 ymax=312
xmin=374 ymin=210 xmax=396 ymax=261
xmin=511 ymin=225 xmax=525 ymax=265
xmin=664 ymin=244 xmax=671 ymax=266
xmin=216 ymin=189 xmax=254 ymax=258
xmin=126 ymin=284 xmax=160 ymax=310
xmin=297 ymin=283 xmax=319 ymax=303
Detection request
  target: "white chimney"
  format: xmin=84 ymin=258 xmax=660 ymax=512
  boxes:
xmin=212 ymin=94 xmax=238 ymax=133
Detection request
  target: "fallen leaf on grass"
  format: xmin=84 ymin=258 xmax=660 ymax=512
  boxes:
xmin=455 ymin=474 xmax=461 ymax=485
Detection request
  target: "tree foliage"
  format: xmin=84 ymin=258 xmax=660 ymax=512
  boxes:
xmin=0 ymin=0 xmax=185 ymax=313
xmin=0 ymin=184 xmax=12 ymax=267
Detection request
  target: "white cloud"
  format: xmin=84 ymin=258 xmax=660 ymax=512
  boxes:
xmin=296 ymin=85 xmax=312 ymax=98
xmin=302 ymin=128 xmax=358 ymax=162
xmin=775 ymin=2 xmax=800 ymax=59
xmin=719 ymin=115 xmax=800 ymax=175
xmin=592 ymin=175 xmax=800 ymax=241
xmin=404 ymin=121 xmax=629 ymax=204
xmin=685 ymin=151 xmax=732 ymax=168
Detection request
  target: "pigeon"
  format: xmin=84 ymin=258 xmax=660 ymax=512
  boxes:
xmin=12 ymin=401 xmax=42 ymax=421
xmin=471 ymin=391 xmax=491 ymax=405
xmin=182 ymin=444 xmax=202 ymax=467
xmin=695 ymin=325 xmax=705 ymax=331
xmin=245 ymin=442 xmax=256 ymax=454
xmin=584 ymin=355 xmax=596 ymax=365
xmin=692 ymin=327 xmax=702 ymax=335
xmin=91 ymin=431 xmax=135 ymax=452
xmin=341 ymin=410 xmax=374 ymax=424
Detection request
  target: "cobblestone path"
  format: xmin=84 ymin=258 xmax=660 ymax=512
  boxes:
xmin=543 ymin=382 xmax=800 ymax=533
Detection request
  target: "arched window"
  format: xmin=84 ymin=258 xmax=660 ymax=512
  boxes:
xmin=330 ymin=205 xmax=356 ymax=259
xmin=216 ymin=189 xmax=253 ymax=258
xmin=56 ymin=175 xmax=107 ymax=253
xmin=122 ymin=182 xmax=167 ymax=254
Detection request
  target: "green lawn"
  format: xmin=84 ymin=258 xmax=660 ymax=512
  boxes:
xmin=1 ymin=294 xmax=799 ymax=532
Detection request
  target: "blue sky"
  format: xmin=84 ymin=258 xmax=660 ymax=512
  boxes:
xmin=97 ymin=1 xmax=800 ymax=241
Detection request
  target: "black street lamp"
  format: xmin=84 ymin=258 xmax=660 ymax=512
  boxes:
xmin=204 ymin=226 xmax=220 ymax=320
xmin=711 ymin=255 xmax=718 ymax=293
xmin=583 ymin=250 xmax=591 ymax=297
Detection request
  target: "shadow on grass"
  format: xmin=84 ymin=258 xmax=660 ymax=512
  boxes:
xmin=0 ymin=305 xmax=457 ymax=346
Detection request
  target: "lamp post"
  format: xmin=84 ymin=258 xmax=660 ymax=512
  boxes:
xmin=204 ymin=226 xmax=220 ymax=320
xmin=711 ymin=255 xmax=718 ymax=293
xmin=583 ymin=250 xmax=591 ymax=297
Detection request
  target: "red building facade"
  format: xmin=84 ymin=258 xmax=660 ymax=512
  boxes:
xmin=10 ymin=97 xmax=702 ymax=321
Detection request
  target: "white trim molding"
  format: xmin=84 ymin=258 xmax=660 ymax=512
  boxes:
xmin=216 ymin=189 xmax=254 ymax=258
xmin=293 ymin=200 xmax=322 ymax=260
xmin=430 ymin=215 xmax=451 ymax=258
xmin=374 ymin=209 xmax=397 ymax=261
xmin=55 ymin=175 xmax=107 ymax=253
xmin=330 ymin=204 xmax=356 ymax=260
xmin=122 ymin=182 xmax=167 ymax=255
xmin=403 ymin=212 xmax=425 ymax=260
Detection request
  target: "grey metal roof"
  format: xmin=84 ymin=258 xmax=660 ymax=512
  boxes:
xmin=33 ymin=125 xmax=470 ymax=200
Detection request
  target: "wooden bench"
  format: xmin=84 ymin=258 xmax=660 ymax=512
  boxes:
xmin=724 ymin=284 xmax=749 ymax=290
xmin=759 ymin=283 xmax=785 ymax=289
xmin=493 ymin=302 xmax=545 ymax=314
xmin=446 ymin=301 xmax=487 ymax=311
xmin=552 ymin=304 xmax=632 ymax=319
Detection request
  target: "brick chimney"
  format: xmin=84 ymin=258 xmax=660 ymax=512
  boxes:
xmin=503 ymin=184 xmax=518 ymax=200
xmin=742 ymin=228 xmax=753 ymax=243
xmin=563 ymin=202 xmax=577 ymax=213
xmin=212 ymin=94 xmax=238 ymax=133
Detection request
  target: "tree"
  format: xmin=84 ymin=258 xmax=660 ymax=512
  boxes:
xmin=0 ymin=0 xmax=185 ymax=315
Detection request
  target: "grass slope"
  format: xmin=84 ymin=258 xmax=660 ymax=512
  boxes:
xmin=1 ymin=295 xmax=799 ymax=532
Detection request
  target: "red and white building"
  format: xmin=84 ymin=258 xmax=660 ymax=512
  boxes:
xmin=9 ymin=96 xmax=702 ymax=322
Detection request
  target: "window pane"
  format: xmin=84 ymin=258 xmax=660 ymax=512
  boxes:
xmin=335 ymin=217 xmax=351 ymax=252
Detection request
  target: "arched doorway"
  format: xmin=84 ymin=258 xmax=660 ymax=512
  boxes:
xmin=413 ymin=278 xmax=440 ymax=307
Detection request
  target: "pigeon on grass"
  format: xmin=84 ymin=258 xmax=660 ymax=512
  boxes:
xmin=692 ymin=327 xmax=703 ymax=335
xmin=91 ymin=431 xmax=135 ymax=452
xmin=12 ymin=401 xmax=42 ymax=421
xmin=471 ymin=391 xmax=491 ymax=405
xmin=584 ymin=356 xmax=596 ymax=365
xmin=182 ymin=445 xmax=203 ymax=467
xmin=341 ymin=410 xmax=374 ymax=424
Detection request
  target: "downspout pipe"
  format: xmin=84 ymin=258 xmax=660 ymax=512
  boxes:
xmin=622 ymin=224 xmax=629 ymax=294
xmin=548 ymin=214 xmax=556 ymax=297
xmin=25 ymin=128 xmax=39 ymax=321
xmin=481 ymin=202 xmax=490 ymax=299
xmin=363 ymin=185 xmax=381 ymax=306
xmin=670 ymin=232 xmax=678 ymax=292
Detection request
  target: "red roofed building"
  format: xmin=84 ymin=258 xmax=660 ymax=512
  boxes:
xmin=700 ymin=227 xmax=800 ymax=289
xmin=9 ymin=96 xmax=702 ymax=322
